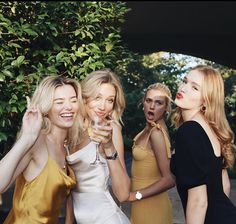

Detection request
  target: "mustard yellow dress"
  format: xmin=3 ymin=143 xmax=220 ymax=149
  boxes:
xmin=4 ymin=155 xmax=76 ymax=224
xmin=130 ymin=123 xmax=172 ymax=224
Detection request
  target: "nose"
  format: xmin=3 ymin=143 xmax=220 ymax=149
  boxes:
xmin=64 ymin=100 xmax=72 ymax=110
xmin=150 ymin=101 xmax=155 ymax=109
xmin=98 ymin=100 xmax=106 ymax=110
xmin=179 ymin=83 xmax=187 ymax=93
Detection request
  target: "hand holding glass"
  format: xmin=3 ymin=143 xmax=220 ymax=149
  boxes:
xmin=89 ymin=116 xmax=106 ymax=166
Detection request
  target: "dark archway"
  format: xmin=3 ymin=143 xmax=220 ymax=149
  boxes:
xmin=121 ymin=1 xmax=236 ymax=69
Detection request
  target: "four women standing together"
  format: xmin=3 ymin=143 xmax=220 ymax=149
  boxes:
xmin=1 ymin=65 xmax=236 ymax=223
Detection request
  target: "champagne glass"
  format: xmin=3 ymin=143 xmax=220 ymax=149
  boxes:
xmin=89 ymin=116 xmax=106 ymax=166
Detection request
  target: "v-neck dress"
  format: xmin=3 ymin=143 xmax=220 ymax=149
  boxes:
xmin=4 ymin=155 xmax=76 ymax=224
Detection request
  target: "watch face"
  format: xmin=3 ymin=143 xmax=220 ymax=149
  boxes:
xmin=136 ymin=191 xmax=142 ymax=200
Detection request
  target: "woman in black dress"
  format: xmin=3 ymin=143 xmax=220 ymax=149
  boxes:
xmin=170 ymin=65 xmax=236 ymax=223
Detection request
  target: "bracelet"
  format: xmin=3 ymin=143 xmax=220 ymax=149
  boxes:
xmin=106 ymin=150 xmax=118 ymax=160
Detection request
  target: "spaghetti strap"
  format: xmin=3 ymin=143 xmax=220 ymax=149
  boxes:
xmin=133 ymin=130 xmax=144 ymax=142
xmin=145 ymin=122 xmax=172 ymax=158
xmin=64 ymin=144 xmax=70 ymax=156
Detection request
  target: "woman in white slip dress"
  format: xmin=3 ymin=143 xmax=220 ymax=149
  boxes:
xmin=66 ymin=69 xmax=131 ymax=224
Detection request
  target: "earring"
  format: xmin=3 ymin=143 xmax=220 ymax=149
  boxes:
xmin=201 ymin=105 xmax=206 ymax=112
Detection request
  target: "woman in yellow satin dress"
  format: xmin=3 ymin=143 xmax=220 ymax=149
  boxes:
xmin=128 ymin=83 xmax=175 ymax=224
xmin=0 ymin=75 xmax=84 ymax=223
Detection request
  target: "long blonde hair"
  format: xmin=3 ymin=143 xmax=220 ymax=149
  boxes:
xmin=172 ymin=65 xmax=236 ymax=168
xmin=69 ymin=69 xmax=125 ymax=149
xmin=81 ymin=68 xmax=125 ymax=123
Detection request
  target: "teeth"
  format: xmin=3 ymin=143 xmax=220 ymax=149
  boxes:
xmin=61 ymin=113 xmax=73 ymax=117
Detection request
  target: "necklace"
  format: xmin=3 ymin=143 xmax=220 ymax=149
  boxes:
xmin=45 ymin=136 xmax=67 ymax=170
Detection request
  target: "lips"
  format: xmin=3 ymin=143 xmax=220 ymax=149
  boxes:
xmin=95 ymin=112 xmax=106 ymax=118
xmin=146 ymin=111 xmax=154 ymax=120
xmin=176 ymin=92 xmax=183 ymax=99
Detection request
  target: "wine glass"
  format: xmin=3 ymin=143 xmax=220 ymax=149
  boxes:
xmin=89 ymin=116 xmax=106 ymax=166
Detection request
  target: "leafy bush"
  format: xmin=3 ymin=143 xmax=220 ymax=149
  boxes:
xmin=0 ymin=1 xmax=130 ymax=157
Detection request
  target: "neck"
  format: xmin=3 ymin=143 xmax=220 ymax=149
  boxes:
xmin=47 ymin=126 xmax=68 ymax=146
xmin=181 ymin=109 xmax=201 ymax=122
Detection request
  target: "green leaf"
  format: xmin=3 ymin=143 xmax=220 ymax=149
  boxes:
xmin=0 ymin=132 xmax=8 ymax=142
xmin=16 ymin=74 xmax=24 ymax=82
xmin=8 ymin=43 xmax=22 ymax=48
xmin=56 ymin=52 xmax=64 ymax=62
xmin=0 ymin=73 xmax=5 ymax=82
xmin=16 ymin=55 xmax=25 ymax=65
xmin=11 ymin=107 xmax=18 ymax=113
xmin=23 ymin=28 xmax=38 ymax=37
xmin=105 ymin=43 xmax=113 ymax=53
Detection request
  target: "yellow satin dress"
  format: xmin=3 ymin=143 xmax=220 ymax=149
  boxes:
xmin=4 ymin=155 xmax=76 ymax=224
xmin=130 ymin=123 xmax=172 ymax=224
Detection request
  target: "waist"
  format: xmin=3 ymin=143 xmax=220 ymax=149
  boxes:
xmin=73 ymin=185 xmax=109 ymax=193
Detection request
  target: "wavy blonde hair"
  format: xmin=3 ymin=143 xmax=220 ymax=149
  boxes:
xmin=172 ymin=65 xmax=236 ymax=168
xmin=144 ymin=82 xmax=172 ymax=119
xmin=29 ymin=75 xmax=84 ymax=144
xmin=69 ymin=69 xmax=125 ymax=148
xmin=81 ymin=68 xmax=125 ymax=123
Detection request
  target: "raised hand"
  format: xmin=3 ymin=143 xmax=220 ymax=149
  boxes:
xmin=21 ymin=96 xmax=43 ymax=142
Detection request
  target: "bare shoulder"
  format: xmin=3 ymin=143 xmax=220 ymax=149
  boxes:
xmin=150 ymin=127 xmax=163 ymax=138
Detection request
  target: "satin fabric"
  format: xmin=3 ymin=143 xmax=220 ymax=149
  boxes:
xmin=67 ymin=141 xmax=130 ymax=224
xmin=4 ymin=155 xmax=76 ymax=224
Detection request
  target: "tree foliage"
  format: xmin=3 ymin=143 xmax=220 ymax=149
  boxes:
xmin=0 ymin=1 xmax=130 ymax=156
xmin=120 ymin=53 xmax=236 ymax=153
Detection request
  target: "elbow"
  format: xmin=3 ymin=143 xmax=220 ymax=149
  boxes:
xmin=117 ymin=194 xmax=129 ymax=203
xmin=114 ymin=185 xmax=130 ymax=202
xmin=189 ymin=197 xmax=208 ymax=211
xmin=166 ymin=174 xmax=176 ymax=189
xmin=115 ymin=187 xmax=130 ymax=202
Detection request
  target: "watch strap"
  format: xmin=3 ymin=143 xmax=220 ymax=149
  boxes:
xmin=106 ymin=150 xmax=118 ymax=160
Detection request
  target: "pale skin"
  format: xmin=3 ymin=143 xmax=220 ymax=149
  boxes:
xmin=0 ymin=85 xmax=79 ymax=194
xmin=175 ymin=70 xmax=231 ymax=224
xmin=65 ymin=83 xmax=130 ymax=224
xmin=128 ymin=89 xmax=175 ymax=202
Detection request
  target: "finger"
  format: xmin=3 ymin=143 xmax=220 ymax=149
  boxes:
xmin=93 ymin=129 xmax=111 ymax=139
xmin=26 ymin=96 xmax=31 ymax=109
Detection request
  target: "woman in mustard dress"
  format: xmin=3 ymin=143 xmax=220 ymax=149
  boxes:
xmin=128 ymin=83 xmax=175 ymax=224
xmin=0 ymin=75 xmax=84 ymax=223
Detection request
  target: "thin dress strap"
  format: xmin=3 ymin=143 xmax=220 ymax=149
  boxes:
xmin=144 ymin=122 xmax=172 ymax=158
xmin=133 ymin=130 xmax=145 ymax=142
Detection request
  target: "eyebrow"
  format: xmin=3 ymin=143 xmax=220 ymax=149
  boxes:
xmin=54 ymin=96 xmax=77 ymax=101
xmin=146 ymin=97 xmax=165 ymax=103
xmin=184 ymin=77 xmax=201 ymax=87
xmin=97 ymin=93 xmax=116 ymax=98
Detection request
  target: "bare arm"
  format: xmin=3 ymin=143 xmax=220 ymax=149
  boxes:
xmin=0 ymin=101 xmax=42 ymax=193
xmin=222 ymin=168 xmax=231 ymax=197
xmin=102 ymin=122 xmax=130 ymax=202
xmin=128 ymin=128 xmax=175 ymax=201
xmin=65 ymin=194 xmax=74 ymax=224
xmin=186 ymin=185 xmax=208 ymax=224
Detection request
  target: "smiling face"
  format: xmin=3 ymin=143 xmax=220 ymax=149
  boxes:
xmin=86 ymin=83 xmax=116 ymax=120
xmin=175 ymin=69 xmax=204 ymax=112
xmin=47 ymin=84 xmax=79 ymax=130
xmin=143 ymin=89 xmax=167 ymax=124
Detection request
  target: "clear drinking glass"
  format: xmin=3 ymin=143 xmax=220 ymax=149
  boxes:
xmin=89 ymin=116 xmax=106 ymax=166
